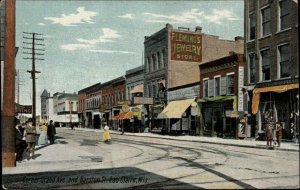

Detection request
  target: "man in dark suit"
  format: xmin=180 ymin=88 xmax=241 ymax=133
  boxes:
xmin=47 ymin=120 xmax=56 ymax=144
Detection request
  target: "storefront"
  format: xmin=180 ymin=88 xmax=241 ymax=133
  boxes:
xmin=252 ymin=83 xmax=299 ymax=141
xmin=157 ymin=98 xmax=198 ymax=135
xmin=198 ymin=96 xmax=239 ymax=138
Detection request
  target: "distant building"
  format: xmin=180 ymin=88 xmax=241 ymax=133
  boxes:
xmin=125 ymin=65 xmax=145 ymax=132
xmin=244 ymin=0 xmax=299 ymax=141
xmin=40 ymin=89 xmax=49 ymax=120
xmin=45 ymin=94 xmax=54 ymax=124
xmin=52 ymin=92 xmax=78 ymax=127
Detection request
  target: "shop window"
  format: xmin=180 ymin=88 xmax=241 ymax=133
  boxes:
xmin=248 ymin=53 xmax=256 ymax=83
xmin=260 ymin=49 xmax=270 ymax=81
xmin=261 ymin=6 xmax=271 ymax=36
xmin=249 ymin=12 xmax=256 ymax=40
xmin=278 ymin=44 xmax=291 ymax=78
xmin=227 ymin=74 xmax=234 ymax=95
xmin=279 ymin=0 xmax=290 ymax=31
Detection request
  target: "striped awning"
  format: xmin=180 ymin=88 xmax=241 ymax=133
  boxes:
xmin=157 ymin=99 xmax=195 ymax=119
xmin=113 ymin=111 xmax=133 ymax=120
xmin=130 ymin=84 xmax=144 ymax=93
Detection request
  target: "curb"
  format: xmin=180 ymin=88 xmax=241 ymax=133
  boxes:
xmin=68 ymin=128 xmax=300 ymax=152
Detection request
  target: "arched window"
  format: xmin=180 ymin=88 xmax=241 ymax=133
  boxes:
xmin=157 ymin=52 xmax=161 ymax=69
xmin=147 ymin=56 xmax=151 ymax=72
xmin=162 ymin=49 xmax=166 ymax=67
xmin=152 ymin=54 xmax=156 ymax=71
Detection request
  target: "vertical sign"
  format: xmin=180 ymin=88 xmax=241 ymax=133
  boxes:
xmin=170 ymin=31 xmax=202 ymax=62
xmin=238 ymin=67 xmax=244 ymax=111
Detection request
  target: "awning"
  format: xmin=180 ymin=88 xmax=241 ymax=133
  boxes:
xmin=114 ymin=111 xmax=133 ymax=120
xmin=130 ymin=84 xmax=144 ymax=93
xmin=197 ymin=96 xmax=237 ymax=111
xmin=252 ymin=83 xmax=299 ymax=114
xmin=157 ymin=99 xmax=195 ymax=119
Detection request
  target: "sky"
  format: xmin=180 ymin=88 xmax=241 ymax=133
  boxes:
xmin=15 ymin=0 xmax=244 ymax=115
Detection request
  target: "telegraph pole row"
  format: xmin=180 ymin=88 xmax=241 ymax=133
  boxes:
xmin=23 ymin=32 xmax=45 ymax=124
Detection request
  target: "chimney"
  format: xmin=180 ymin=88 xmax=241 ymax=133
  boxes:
xmin=229 ymin=51 xmax=237 ymax=55
xmin=234 ymin=36 xmax=244 ymax=41
xmin=166 ymin=23 xmax=173 ymax=29
xmin=195 ymin=26 xmax=202 ymax=33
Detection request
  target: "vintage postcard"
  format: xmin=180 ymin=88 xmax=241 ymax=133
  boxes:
xmin=1 ymin=0 xmax=299 ymax=189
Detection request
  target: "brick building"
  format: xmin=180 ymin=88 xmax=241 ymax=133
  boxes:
xmin=82 ymin=82 xmax=102 ymax=129
xmin=101 ymin=76 xmax=126 ymax=129
xmin=199 ymin=54 xmax=246 ymax=138
xmin=244 ymin=0 xmax=299 ymax=141
xmin=144 ymin=23 xmax=244 ymax=133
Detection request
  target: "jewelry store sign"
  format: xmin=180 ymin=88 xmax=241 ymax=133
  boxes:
xmin=170 ymin=31 xmax=202 ymax=62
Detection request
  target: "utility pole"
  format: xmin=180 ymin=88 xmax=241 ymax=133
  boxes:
xmin=69 ymin=100 xmax=73 ymax=129
xmin=2 ymin=0 xmax=16 ymax=167
xmin=23 ymin=32 xmax=44 ymax=124
xmin=16 ymin=69 xmax=25 ymax=105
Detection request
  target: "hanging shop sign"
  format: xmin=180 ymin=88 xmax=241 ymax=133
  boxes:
xmin=170 ymin=31 xmax=202 ymax=62
xmin=99 ymin=104 xmax=106 ymax=112
xmin=16 ymin=104 xmax=32 ymax=114
xmin=121 ymin=105 xmax=130 ymax=113
xmin=134 ymin=97 xmax=153 ymax=105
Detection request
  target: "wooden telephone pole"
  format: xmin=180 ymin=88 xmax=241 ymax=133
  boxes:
xmin=23 ymin=32 xmax=44 ymax=124
xmin=2 ymin=0 xmax=16 ymax=167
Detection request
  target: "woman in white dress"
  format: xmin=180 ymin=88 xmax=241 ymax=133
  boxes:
xmin=38 ymin=122 xmax=48 ymax=145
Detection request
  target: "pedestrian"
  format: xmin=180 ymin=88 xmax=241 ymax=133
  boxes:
xmin=24 ymin=118 xmax=37 ymax=160
xmin=276 ymin=122 xmax=283 ymax=147
xmin=103 ymin=122 xmax=111 ymax=143
xmin=15 ymin=118 xmax=25 ymax=162
xmin=264 ymin=122 xmax=274 ymax=149
xmin=38 ymin=121 xmax=48 ymax=145
xmin=47 ymin=120 xmax=56 ymax=144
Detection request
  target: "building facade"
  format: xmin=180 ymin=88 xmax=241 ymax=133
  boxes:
xmin=101 ymin=76 xmax=126 ymax=129
xmin=52 ymin=92 xmax=78 ymax=127
xmin=244 ymin=0 xmax=299 ymax=141
xmin=84 ymin=83 xmax=102 ymax=129
xmin=125 ymin=65 xmax=145 ymax=132
xmin=144 ymin=24 xmax=244 ymax=134
xmin=199 ymin=54 xmax=246 ymax=138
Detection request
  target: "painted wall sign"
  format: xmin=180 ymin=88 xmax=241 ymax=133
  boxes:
xmin=170 ymin=31 xmax=202 ymax=62
xmin=168 ymin=85 xmax=199 ymax=101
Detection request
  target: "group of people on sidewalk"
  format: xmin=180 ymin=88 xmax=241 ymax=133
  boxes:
xmin=264 ymin=120 xmax=283 ymax=149
xmin=15 ymin=118 xmax=56 ymax=162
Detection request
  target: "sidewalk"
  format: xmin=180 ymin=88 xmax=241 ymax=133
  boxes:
xmin=77 ymin=127 xmax=299 ymax=152
xmin=3 ymin=127 xmax=298 ymax=175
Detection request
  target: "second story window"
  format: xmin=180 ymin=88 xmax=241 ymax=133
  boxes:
xmin=248 ymin=53 xmax=256 ymax=83
xmin=249 ymin=12 xmax=256 ymax=40
xmin=203 ymin=79 xmax=209 ymax=98
xmin=157 ymin=52 xmax=162 ymax=69
xmin=227 ymin=74 xmax=234 ymax=95
xmin=214 ymin=77 xmax=220 ymax=96
xmin=261 ymin=6 xmax=271 ymax=37
xmin=152 ymin=54 xmax=156 ymax=71
xmin=147 ymin=56 xmax=151 ymax=72
xmin=279 ymin=0 xmax=290 ymax=31
xmin=278 ymin=44 xmax=291 ymax=78
xmin=260 ymin=49 xmax=271 ymax=81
